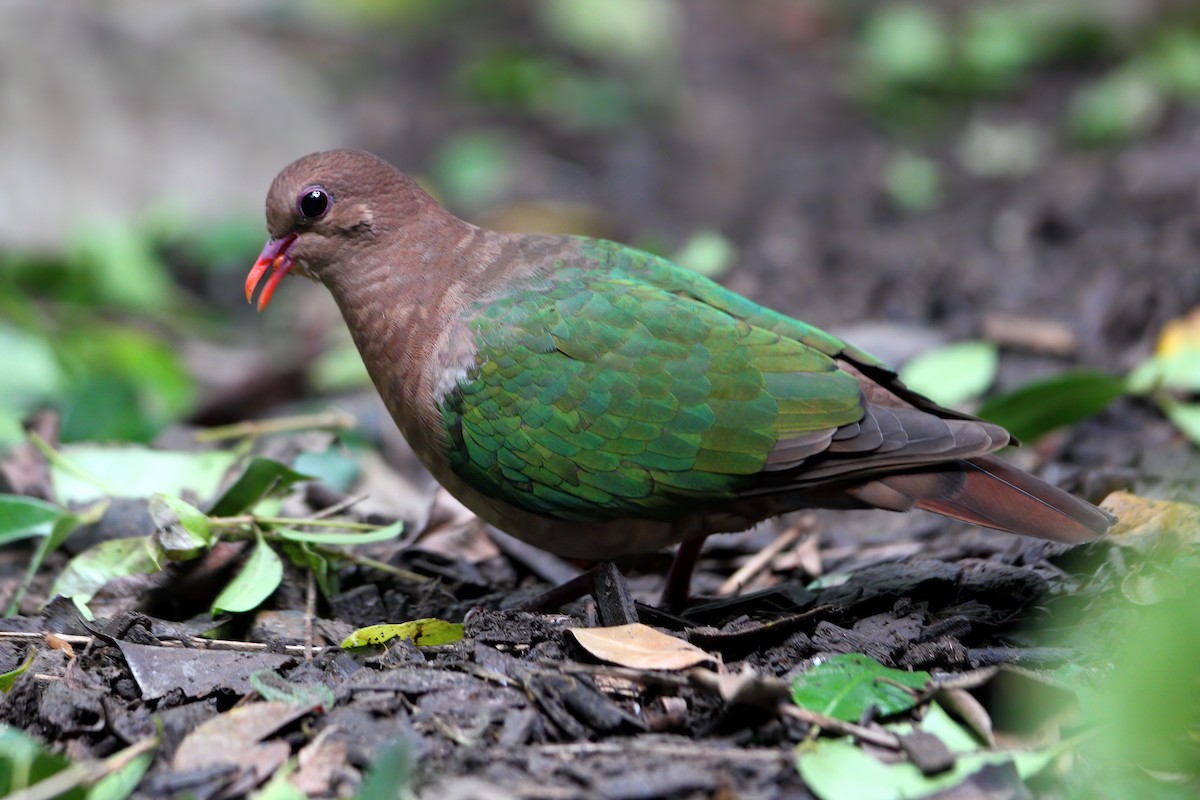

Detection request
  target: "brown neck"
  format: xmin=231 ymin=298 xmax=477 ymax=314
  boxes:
xmin=320 ymin=208 xmax=502 ymax=453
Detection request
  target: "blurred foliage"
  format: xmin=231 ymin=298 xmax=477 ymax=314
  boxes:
xmin=1011 ymin=503 xmax=1200 ymax=795
xmin=453 ymin=0 xmax=679 ymax=132
xmin=882 ymin=151 xmax=942 ymax=213
xmin=0 ymin=445 xmax=403 ymax=618
xmin=899 ymin=340 xmax=997 ymax=406
xmin=1 ymin=219 xmax=196 ymax=448
xmin=856 ymin=2 xmax=1200 ymax=145
xmin=901 ymin=304 xmax=1200 ymax=446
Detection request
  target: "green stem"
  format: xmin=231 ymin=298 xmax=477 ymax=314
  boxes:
xmin=195 ymin=410 xmax=357 ymax=443
xmin=308 ymin=544 xmax=428 ymax=583
xmin=209 ymin=515 xmax=387 ymax=532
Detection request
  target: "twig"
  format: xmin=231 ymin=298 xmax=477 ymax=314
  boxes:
xmin=304 ymin=569 xmax=316 ymax=662
xmin=309 ymin=545 xmax=428 ymax=583
xmin=0 ymin=631 xmax=332 ymax=655
xmin=209 ymin=515 xmax=388 ymax=532
xmin=779 ymin=704 xmax=901 ymax=749
xmin=194 ymin=410 xmax=357 ymax=443
xmin=718 ymin=517 xmax=813 ymax=596
xmin=310 ymin=492 xmax=369 ymax=520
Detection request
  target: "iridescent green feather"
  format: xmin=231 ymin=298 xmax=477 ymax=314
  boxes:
xmin=439 ymin=239 xmax=868 ymax=521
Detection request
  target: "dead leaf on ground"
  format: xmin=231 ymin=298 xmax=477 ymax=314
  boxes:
xmin=1101 ymin=491 xmax=1200 ymax=544
xmin=935 ymin=687 xmax=996 ymax=747
xmin=172 ymin=700 xmax=311 ymax=774
xmin=567 ymin=623 xmax=717 ymax=671
xmin=117 ymin=640 xmax=296 ymax=700
xmin=291 ymin=727 xmax=349 ymax=796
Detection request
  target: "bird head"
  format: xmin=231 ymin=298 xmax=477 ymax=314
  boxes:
xmin=247 ymin=148 xmax=422 ymax=310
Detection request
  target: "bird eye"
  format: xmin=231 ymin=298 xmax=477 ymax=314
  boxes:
xmin=297 ymin=186 xmax=331 ymax=220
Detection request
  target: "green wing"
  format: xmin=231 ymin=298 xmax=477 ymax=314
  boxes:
xmin=439 ymin=240 xmax=867 ymax=521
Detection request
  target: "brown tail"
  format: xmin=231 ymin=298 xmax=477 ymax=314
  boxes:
xmin=876 ymin=454 xmax=1113 ymax=544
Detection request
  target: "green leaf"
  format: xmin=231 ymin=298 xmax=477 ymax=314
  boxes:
xmin=291 ymin=447 xmax=362 ymax=492
xmin=798 ymin=704 xmax=1064 ymax=800
xmin=309 ymin=343 xmax=372 ymax=393
xmin=55 ymin=325 xmax=196 ymax=444
xmin=1070 ymin=72 xmax=1164 ymax=145
xmin=208 ymin=458 xmax=311 ymax=517
xmin=89 ymin=748 xmax=153 ymax=800
xmin=899 ymin=341 xmax=997 ymax=407
xmin=537 ymin=0 xmax=679 ymax=64
xmin=0 ymin=495 xmax=63 ymax=545
xmin=50 ymin=536 xmax=161 ymax=605
xmin=357 ymin=739 xmax=414 ymax=800
xmin=149 ymin=494 xmax=212 ymax=561
xmin=883 ymin=152 xmax=942 ymax=213
xmin=860 ymin=5 xmax=950 ymax=87
xmin=211 ymin=530 xmax=283 ymax=615
xmin=796 ymin=738 xmax=897 ymax=800
xmin=0 ymin=649 xmax=35 ymax=693
xmin=183 ymin=215 xmax=271 ymax=270
xmin=797 ymin=732 xmax=1060 ymax=800
xmin=431 ymin=132 xmax=515 ymax=208
xmin=1139 ymin=30 xmax=1200 ymax=98
xmin=978 ymin=370 xmax=1124 ymax=442
xmin=8 ymin=501 xmax=107 ymax=616
xmin=341 ymin=618 xmax=465 ymax=649
xmin=959 ymin=6 xmax=1039 ymax=90
xmin=1163 ymin=401 xmax=1200 ymax=447
xmin=279 ymin=542 xmax=336 ymax=599
xmin=249 ymin=670 xmax=335 ymax=711
xmin=0 ymin=724 xmax=75 ymax=797
xmin=0 ymin=323 xmax=64 ymax=415
xmin=248 ymin=762 xmax=306 ymax=800
xmin=791 ymin=653 xmax=929 ymax=722
xmin=672 ymin=231 xmax=737 ymax=278
xmin=1127 ymin=348 xmax=1200 ymax=394
xmin=276 ymin=521 xmax=403 ymax=546
xmin=67 ymin=220 xmax=174 ymax=313
xmin=50 ymin=445 xmax=237 ymax=505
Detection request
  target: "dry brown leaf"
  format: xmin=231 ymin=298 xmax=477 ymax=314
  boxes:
xmin=1101 ymin=491 xmax=1200 ymax=544
xmin=291 ymin=728 xmax=349 ymax=796
xmin=934 ymin=687 xmax=995 ymax=747
xmin=172 ymin=701 xmax=311 ymax=773
xmin=567 ymin=623 xmax=717 ymax=671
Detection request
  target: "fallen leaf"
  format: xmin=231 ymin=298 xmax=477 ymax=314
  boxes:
xmin=0 ymin=649 xmax=34 ymax=692
xmin=117 ymin=640 xmax=296 ymax=700
xmin=566 ymin=623 xmax=717 ymax=670
xmin=1101 ymin=491 xmax=1200 ymax=544
xmin=934 ymin=687 xmax=995 ymax=747
xmin=290 ymin=729 xmax=349 ymax=797
xmin=173 ymin=701 xmax=310 ymax=774
xmin=341 ymin=618 xmax=465 ymax=648
xmin=791 ymin=653 xmax=929 ymax=722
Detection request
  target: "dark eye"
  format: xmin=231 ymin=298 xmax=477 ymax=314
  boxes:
xmin=297 ymin=186 xmax=331 ymax=220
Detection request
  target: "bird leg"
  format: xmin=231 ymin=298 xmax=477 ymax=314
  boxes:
xmin=660 ymin=536 xmax=707 ymax=612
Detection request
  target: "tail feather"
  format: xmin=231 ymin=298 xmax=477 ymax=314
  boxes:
xmin=876 ymin=455 xmax=1113 ymax=544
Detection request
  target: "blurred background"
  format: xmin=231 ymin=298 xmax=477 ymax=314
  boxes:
xmin=2 ymin=0 xmax=1199 ymax=449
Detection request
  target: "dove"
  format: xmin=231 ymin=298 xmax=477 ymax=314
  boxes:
xmin=248 ymin=149 xmax=1111 ymax=602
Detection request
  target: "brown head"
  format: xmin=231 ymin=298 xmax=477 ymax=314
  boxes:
xmin=246 ymin=148 xmax=443 ymax=310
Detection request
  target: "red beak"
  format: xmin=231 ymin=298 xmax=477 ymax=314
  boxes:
xmin=246 ymin=233 xmax=299 ymax=311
